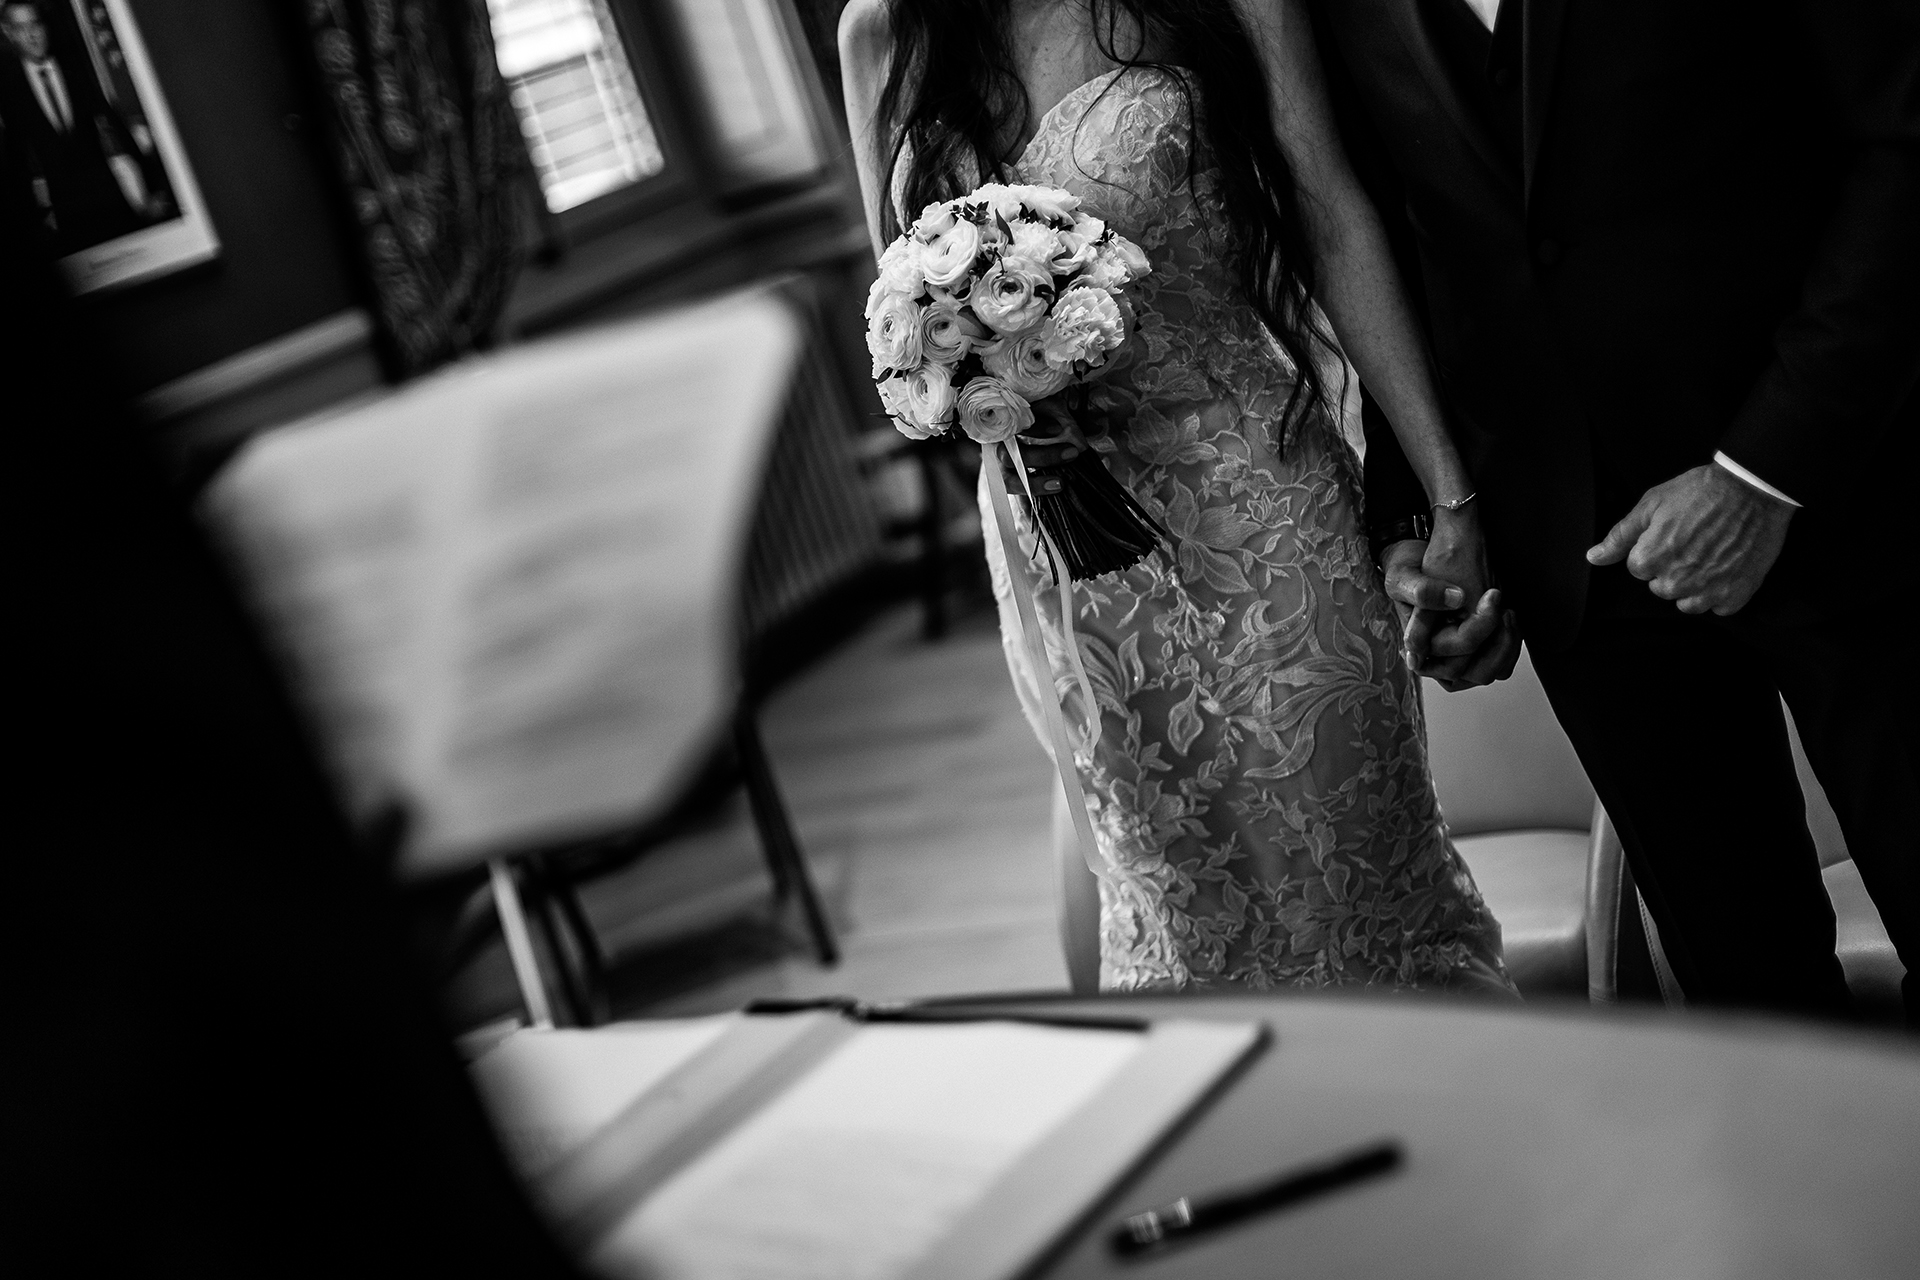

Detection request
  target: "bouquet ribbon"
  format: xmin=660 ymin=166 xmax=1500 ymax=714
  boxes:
xmin=985 ymin=439 xmax=1107 ymax=887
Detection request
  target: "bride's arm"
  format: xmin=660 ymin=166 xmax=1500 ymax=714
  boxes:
xmin=838 ymin=0 xmax=895 ymax=261
xmin=1232 ymin=0 xmax=1471 ymax=513
xmin=1235 ymin=0 xmax=1516 ymax=682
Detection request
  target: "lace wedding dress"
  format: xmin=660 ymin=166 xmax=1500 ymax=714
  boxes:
xmin=981 ymin=65 xmax=1512 ymax=993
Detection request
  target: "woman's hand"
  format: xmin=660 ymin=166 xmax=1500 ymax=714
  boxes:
xmin=1000 ymin=398 xmax=1089 ymax=499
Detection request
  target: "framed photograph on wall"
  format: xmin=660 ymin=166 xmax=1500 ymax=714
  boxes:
xmin=1 ymin=0 xmax=217 ymax=292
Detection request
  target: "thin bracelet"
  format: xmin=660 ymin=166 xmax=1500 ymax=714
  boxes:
xmin=1432 ymin=491 xmax=1478 ymax=513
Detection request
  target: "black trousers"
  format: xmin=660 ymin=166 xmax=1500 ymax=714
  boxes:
xmin=1528 ymin=520 xmax=1918 ymax=1022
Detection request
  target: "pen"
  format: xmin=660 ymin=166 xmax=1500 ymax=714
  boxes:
xmin=1110 ymin=1138 xmax=1404 ymax=1256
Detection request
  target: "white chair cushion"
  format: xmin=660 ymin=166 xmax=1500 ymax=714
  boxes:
xmin=1452 ymin=829 xmax=1591 ymax=999
xmin=1422 ymin=649 xmax=1595 ymax=836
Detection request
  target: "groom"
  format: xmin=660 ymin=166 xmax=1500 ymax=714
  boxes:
xmin=1309 ymin=0 xmax=1920 ymax=1020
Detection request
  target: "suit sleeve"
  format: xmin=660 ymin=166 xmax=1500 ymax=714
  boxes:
xmin=1309 ymin=0 xmax=1438 ymax=535
xmin=1716 ymin=2 xmax=1920 ymax=508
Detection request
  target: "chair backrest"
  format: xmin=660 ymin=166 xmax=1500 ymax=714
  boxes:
xmin=1420 ymin=646 xmax=1595 ymax=836
xmin=207 ymin=288 xmax=804 ymax=878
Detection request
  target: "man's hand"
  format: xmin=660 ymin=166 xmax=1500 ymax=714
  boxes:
xmin=1380 ymin=506 xmax=1520 ymax=689
xmin=1586 ymin=464 xmax=1794 ymax=615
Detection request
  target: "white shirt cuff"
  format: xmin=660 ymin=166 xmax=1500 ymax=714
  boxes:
xmin=1713 ymin=451 xmax=1801 ymax=508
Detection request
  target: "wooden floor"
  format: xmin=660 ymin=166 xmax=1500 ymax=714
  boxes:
xmin=447 ymin=595 xmax=1071 ymax=1029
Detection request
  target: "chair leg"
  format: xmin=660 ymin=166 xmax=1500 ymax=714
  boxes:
xmin=1635 ymin=889 xmax=1687 ymax=1008
xmin=1585 ymin=802 xmax=1625 ymax=1005
xmin=546 ymin=865 xmax=612 ymax=1025
xmin=525 ymin=862 xmax=591 ymax=1027
xmin=734 ymin=709 xmax=839 ymax=966
xmin=487 ymin=859 xmax=554 ymax=1029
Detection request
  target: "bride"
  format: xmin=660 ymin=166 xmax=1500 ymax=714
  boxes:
xmin=841 ymin=0 xmax=1516 ymax=995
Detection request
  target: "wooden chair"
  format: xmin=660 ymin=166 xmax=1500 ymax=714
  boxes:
xmin=207 ymin=286 xmax=842 ymax=1033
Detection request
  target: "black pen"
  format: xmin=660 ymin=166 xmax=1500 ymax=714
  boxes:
xmin=1110 ymin=1139 xmax=1404 ymax=1256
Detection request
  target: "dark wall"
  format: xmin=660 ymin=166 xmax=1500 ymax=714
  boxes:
xmin=83 ymin=0 xmax=362 ymax=395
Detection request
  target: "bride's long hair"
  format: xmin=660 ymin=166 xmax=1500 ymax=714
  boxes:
xmin=874 ymin=0 xmax=1332 ymax=439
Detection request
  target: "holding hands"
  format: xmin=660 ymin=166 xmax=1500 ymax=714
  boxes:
xmin=1586 ymin=464 xmax=1793 ymax=616
xmin=1381 ymin=504 xmax=1520 ymax=691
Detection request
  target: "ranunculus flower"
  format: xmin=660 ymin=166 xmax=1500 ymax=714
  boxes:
xmin=902 ymin=361 xmax=957 ymax=430
xmin=954 ymin=375 xmax=1034 ymax=445
xmin=879 ymin=376 xmax=940 ymax=439
xmin=1070 ymin=213 xmax=1108 ymax=244
xmin=982 ymin=331 xmax=1073 ymax=400
xmin=970 ymin=255 xmax=1054 ymax=336
xmin=1042 ymin=286 xmax=1127 ymax=370
xmin=910 ymin=201 xmax=957 ymax=241
xmin=920 ymin=299 xmax=987 ymax=365
xmin=1044 ymin=227 xmax=1098 ymax=277
xmin=866 ymin=290 xmax=923 ymax=376
xmin=921 ymin=218 xmax=983 ymax=290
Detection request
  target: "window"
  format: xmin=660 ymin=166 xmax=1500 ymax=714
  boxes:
xmin=486 ymin=0 xmax=666 ymax=213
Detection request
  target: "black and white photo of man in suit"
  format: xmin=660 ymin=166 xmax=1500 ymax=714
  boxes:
xmin=0 ymin=0 xmax=157 ymax=254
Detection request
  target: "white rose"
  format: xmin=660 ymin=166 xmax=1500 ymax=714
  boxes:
xmin=1045 ymin=227 xmax=1099 ymax=277
xmin=921 ymin=217 xmax=983 ymax=290
xmin=1009 ymin=184 xmax=1081 ymax=225
xmin=866 ymin=291 xmax=924 ymax=376
xmin=902 ymin=361 xmax=957 ymax=431
xmin=954 ymin=376 xmax=1034 ymax=445
xmin=970 ymin=254 xmax=1055 ymax=336
xmin=967 ymin=183 xmax=1020 ymax=219
xmin=1070 ymin=212 xmax=1108 ymax=243
xmin=910 ymin=200 xmax=957 ymax=241
xmin=877 ymin=376 xmax=935 ymax=439
xmin=920 ymin=299 xmax=987 ymax=365
xmin=1042 ymin=286 xmax=1127 ymax=370
xmin=981 ymin=331 xmax=1073 ymax=400
xmin=1100 ymin=233 xmax=1151 ymax=282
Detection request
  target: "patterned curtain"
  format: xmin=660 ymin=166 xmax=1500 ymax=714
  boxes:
xmin=304 ymin=0 xmax=525 ymax=377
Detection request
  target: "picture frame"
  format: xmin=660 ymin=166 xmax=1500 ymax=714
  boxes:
xmin=1 ymin=0 xmax=218 ymax=292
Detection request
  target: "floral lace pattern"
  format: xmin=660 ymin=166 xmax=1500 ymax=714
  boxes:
xmin=982 ymin=67 xmax=1510 ymax=993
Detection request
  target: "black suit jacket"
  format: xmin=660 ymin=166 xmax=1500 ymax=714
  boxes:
xmin=0 ymin=51 xmax=139 ymax=250
xmin=1311 ymin=0 xmax=1920 ymax=648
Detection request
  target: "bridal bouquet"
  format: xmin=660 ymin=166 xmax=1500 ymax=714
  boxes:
xmin=865 ymin=182 xmax=1164 ymax=578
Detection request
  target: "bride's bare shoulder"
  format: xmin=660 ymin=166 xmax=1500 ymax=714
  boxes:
xmin=838 ymin=0 xmax=891 ymax=77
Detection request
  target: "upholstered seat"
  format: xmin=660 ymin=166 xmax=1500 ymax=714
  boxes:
xmin=1421 ymin=650 xmax=1596 ymax=999
xmin=1425 ymin=648 xmax=1903 ymax=1015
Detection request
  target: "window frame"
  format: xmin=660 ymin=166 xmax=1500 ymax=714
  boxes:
xmin=503 ymin=0 xmax=703 ymax=249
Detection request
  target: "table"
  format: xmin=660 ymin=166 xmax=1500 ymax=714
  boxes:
xmin=962 ymin=994 xmax=1920 ymax=1279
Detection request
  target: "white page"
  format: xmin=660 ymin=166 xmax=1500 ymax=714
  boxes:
xmin=588 ymin=1023 xmax=1142 ymax=1280
xmin=471 ymin=1017 xmax=735 ymax=1178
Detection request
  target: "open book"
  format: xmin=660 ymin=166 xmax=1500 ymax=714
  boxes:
xmin=472 ymin=1011 xmax=1265 ymax=1280
xmin=203 ymin=290 xmax=802 ymax=877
